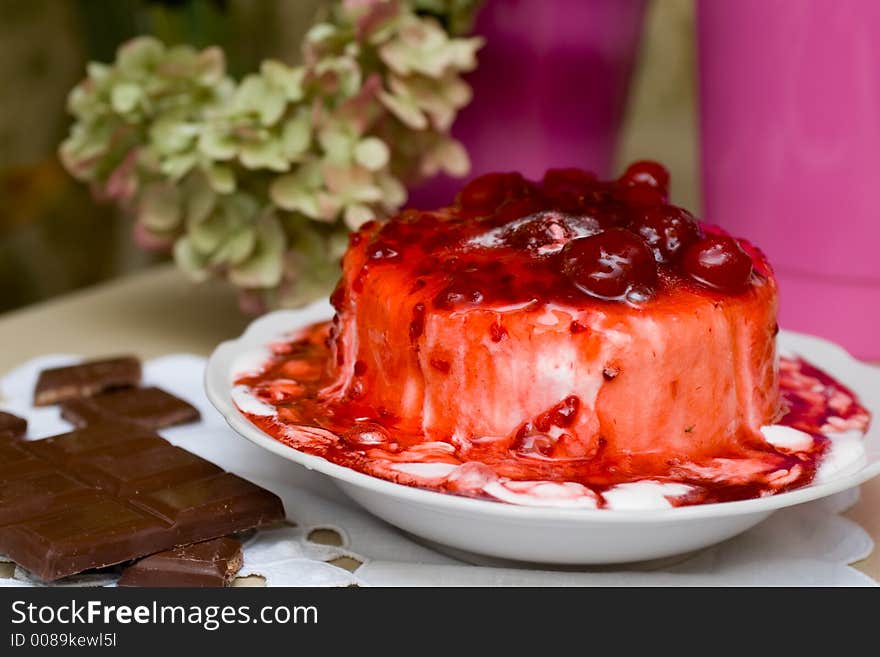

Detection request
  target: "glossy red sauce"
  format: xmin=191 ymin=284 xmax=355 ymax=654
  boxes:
xmin=235 ymin=322 xmax=870 ymax=508
xmin=332 ymin=163 xmax=772 ymax=320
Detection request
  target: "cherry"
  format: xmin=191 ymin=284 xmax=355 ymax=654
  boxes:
xmin=511 ymin=429 xmax=557 ymax=458
xmin=630 ymin=205 xmax=701 ymax=262
xmin=457 ymin=172 xmax=533 ymax=214
xmin=561 ymin=228 xmax=657 ymax=300
xmin=581 ymin=201 xmax=632 ymax=229
xmin=541 ymin=168 xmax=598 ymax=208
xmin=535 ymin=395 xmax=581 ymax=431
xmin=368 ymin=243 xmax=400 ymax=260
xmin=433 ymin=279 xmax=484 ymax=309
xmin=617 ymin=184 xmax=666 ymax=207
xmin=488 ymin=195 xmax=547 ymax=228
xmin=682 ymin=235 xmax=753 ymax=292
xmin=543 ymin=168 xmax=597 ymax=193
xmin=504 ymin=211 xmax=601 ymax=253
xmin=618 ymin=160 xmax=670 ymax=197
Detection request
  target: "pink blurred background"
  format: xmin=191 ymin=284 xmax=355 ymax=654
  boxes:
xmin=698 ymin=0 xmax=880 ymax=360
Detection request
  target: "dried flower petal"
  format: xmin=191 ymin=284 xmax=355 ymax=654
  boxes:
xmin=281 ymin=112 xmax=312 ymax=159
xmin=229 ymin=211 xmax=286 ymax=288
xmin=260 ymin=60 xmax=305 ymax=102
xmin=139 ymin=183 xmax=182 ymax=232
xmin=203 ymin=162 xmax=236 ymax=193
xmin=353 ymin=136 xmax=389 ymax=170
xmin=344 ymin=202 xmax=375 ymax=229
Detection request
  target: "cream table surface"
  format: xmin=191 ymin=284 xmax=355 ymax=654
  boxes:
xmin=1 ymin=263 xmax=877 ymax=582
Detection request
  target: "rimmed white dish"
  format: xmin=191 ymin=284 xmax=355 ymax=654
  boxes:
xmin=205 ymin=300 xmax=880 ymax=564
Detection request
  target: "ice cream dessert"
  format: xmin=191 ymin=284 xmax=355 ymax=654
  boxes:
xmin=234 ymin=163 xmax=871 ymax=509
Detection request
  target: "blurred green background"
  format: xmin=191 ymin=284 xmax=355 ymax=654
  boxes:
xmin=0 ymin=0 xmax=698 ymax=315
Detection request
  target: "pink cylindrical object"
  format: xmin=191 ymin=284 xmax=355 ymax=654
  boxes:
xmin=409 ymin=0 xmax=647 ymax=208
xmin=698 ymin=0 xmax=880 ymax=359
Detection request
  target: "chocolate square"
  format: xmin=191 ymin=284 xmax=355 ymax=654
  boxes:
xmin=60 ymin=386 xmax=200 ymax=430
xmin=34 ymin=356 xmax=141 ymax=406
xmin=26 ymin=422 xmax=165 ymax=463
xmin=117 ymin=537 xmax=243 ymax=587
xmin=132 ymin=473 xmax=283 ymax=534
xmin=72 ymin=445 xmax=221 ymax=497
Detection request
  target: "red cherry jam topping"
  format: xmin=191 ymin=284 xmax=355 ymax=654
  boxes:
xmin=619 ymin=160 xmax=670 ymax=197
xmin=350 ymin=163 xmax=766 ymax=310
xmin=682 ymin=234 xmax=754 ymax=293
xmin=457 ymin=172 xmax=533 ymax=214
xmin=562 ymin=229 xmax=657 ymax=300
xmin=630 ymin=205 xmax=700 ymax=263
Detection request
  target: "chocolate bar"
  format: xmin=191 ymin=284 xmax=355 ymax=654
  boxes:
xmin=0 ymin=411 xmax=26 ymax=439
xmin=0 ymin=423 xmax=284 ymax=581
xmin=61 ymin=386 xmax=200 ymax=430
xmin=117 ymin=537 xmax=243 ymax=587
xmin=34 ymin=356 xmax=141 ymax=406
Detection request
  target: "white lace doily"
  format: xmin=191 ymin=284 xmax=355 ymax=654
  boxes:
xmin=0 ymin=354 xmax=875 ymax=587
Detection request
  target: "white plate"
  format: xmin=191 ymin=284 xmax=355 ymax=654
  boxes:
xmin=205 ymin=300 xmax=880 ymax=564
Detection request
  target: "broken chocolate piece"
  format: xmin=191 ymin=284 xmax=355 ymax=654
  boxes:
xmin=117 ymin=537 xmax=243 ymax=587
xmin=0 ymin=426 xmax=284 ymax=581
xmin=34 ymin=356 xmax=141 ymax=406
xmin=0 ymin=411 xmax=26 ymax=439
xmin=60 ymin=386 xmax=200 ymax=430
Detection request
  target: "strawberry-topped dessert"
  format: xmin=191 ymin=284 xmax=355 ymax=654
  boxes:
xmin=234 ymin=162 xmax=870 ymax=509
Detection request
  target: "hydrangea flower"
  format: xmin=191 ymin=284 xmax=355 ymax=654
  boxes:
xmin=60 ymin=1 xmax=483 ymax=311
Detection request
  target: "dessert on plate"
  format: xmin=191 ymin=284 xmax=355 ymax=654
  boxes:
xmin=234 ymin=162 xmax=871 ymax=509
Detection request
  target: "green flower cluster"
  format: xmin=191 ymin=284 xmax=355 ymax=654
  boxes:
xmin=60 ymin=0 xmax=483 ymax=311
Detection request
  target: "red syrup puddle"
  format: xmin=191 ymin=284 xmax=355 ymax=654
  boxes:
xmin=235 ymin=321 xmax=871 ymax=509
